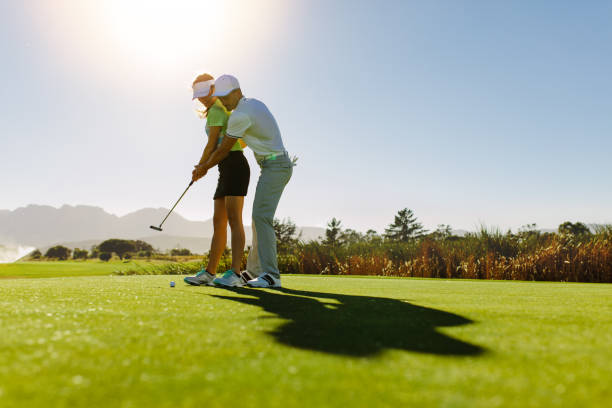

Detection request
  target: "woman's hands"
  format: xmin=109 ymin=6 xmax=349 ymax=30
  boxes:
xmin=192 ymin=134 xmax=237 ymax=182
xmin=192 ymin=164 xmax=208 ymax=182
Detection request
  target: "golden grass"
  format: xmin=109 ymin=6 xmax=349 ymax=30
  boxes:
xmin=290 ymin=235 xmax=612 ymax=282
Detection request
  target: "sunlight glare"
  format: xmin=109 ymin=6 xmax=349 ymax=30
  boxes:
xmin=104 ymin=0 xmax=228 ymax=68
xmin=28 ymin=0 xmax=291 ymax=84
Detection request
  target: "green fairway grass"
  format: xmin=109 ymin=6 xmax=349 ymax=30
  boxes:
xmin=0 ymin=276 xmax=610 ymax=408
xmin=0 ymin=260 xmax=170 ymax=279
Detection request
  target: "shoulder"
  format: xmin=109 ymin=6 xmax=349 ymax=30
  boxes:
xmin=207 ymin=103 xmax=228 ymax=123
xmin=243 ymin=98 xmax=265 ymax=108
xmin=239 ymin=98 xmax=270 ymax=118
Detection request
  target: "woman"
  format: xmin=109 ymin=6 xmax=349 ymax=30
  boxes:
xmin=184 ymin=74 xmax=252 ymax=287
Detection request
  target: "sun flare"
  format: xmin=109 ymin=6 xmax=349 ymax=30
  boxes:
xmin=104 ymin=0 xmax=228 ymax=66
xmin=29 ymin=0 xmax=288 ymax=81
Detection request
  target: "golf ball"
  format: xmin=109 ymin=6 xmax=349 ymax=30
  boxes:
xmin=170 ymin=281 xmax=175 ymax=287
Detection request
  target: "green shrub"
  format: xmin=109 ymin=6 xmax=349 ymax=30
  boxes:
xmin=72 ymin=248 xmax=89 ymax=260
xmin=45 ymin=246 xmax=71 ymax=260
xmin=170 ymin=248 xmax=192 ymax=256
xmin=99 ymin=239 xmax=136 ymax=260
xmin=99 ymin=252 xmax=112 ymax=262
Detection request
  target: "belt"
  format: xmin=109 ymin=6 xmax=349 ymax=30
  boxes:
xmin=257 ymin=151 xmax=289 ymax=164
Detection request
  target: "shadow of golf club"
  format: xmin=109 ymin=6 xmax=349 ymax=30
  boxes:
xmin=209 ymin=287 xmax=485 ymax=357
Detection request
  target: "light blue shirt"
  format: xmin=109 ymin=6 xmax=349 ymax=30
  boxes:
xmin=226 ymin=97 xmax=286 ymax=161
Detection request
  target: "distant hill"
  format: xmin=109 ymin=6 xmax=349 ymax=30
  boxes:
xmin=46 ymin=228 xmax=328 ymax=254
xmin=0 ymin=204 xmax=213 ymax=247
xmin=0 ymin=205 xmax=325 ymax=253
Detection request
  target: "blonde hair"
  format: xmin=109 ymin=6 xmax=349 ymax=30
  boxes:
xmin=193 ymin=73 xmax=214 ymax=118
xmin=193 ymin=73 xmax=214 ymax=86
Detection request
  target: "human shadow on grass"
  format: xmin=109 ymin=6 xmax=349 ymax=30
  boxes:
xmin=209 ymin=287 xmax=485 ymax=357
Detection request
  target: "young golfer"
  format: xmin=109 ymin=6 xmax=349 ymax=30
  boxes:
xmin=192 ymin=74 xmax=294 ymax=288
xmin=184 ymin=74 xmax=253 ymax=287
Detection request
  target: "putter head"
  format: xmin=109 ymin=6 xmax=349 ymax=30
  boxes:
xmin=149 ymin=225 xmax=163 ymax=232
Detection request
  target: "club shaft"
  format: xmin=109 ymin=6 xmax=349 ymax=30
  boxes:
xmin=158 ymin=181 xmax=193 ymax=228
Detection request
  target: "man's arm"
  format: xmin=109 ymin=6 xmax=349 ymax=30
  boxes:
xmin=192 ymin=135 xmax=238 ymax=182
xmin=203 ymin=135 xmax=237 ymax=169
xmin=192 ymin=111 xmax=250 ymax=182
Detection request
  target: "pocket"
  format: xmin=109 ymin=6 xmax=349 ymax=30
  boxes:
xmin=272 ymin=164 xmax=293 ymax=184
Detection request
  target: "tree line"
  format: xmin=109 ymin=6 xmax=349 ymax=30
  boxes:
xmin=26 ymin=208 xmax=611 ymax=283
xmin=274 ymin=208 xmax=596 ymax=249
xmin=32 ymin=239 xmax=165 ymax=261
xmin=272 ymin=209 xmax=611 ymax=283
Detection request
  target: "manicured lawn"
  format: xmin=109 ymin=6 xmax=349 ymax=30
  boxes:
xmin=0 ymin=260 xmax=170 ymax=279
xmin=0 ymin=275 xmax=610 ymax=407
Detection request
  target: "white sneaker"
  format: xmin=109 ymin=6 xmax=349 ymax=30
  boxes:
xmin=240 ymin=270 xmax=255 ymax=282
xmin=246 ymin=273 xmax=281 ymax=288
xmin=184 ymin=269 xmax=215 ymax=286
xmin=213 ymin=270 xmax=247 ymax=287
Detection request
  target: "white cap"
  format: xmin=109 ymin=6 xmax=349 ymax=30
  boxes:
xmin=192 ymin=79 xmax=214 ymax=99
xmin=212 ymin=74 xmax=240 ymax=97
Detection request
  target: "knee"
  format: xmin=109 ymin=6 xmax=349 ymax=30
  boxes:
xmin=213 ymin=215 xmax=227 ymax=229
xmin=227 ymin=213 xmax=243 ymax=229
xmin=252 ymin=213 xmax=272 ymax=226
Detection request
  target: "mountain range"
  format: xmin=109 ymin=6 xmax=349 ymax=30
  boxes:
xmin=0 ymin=204 xmax=326 ymax=253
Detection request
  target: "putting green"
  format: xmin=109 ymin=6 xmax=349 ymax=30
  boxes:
xmin=0 ymin=275 xmax=610 ymax=407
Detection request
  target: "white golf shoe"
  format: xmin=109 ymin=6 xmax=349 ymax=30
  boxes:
xmin=184 ymin=269 xmax=215 ymax=286
xmin=246 ymin=273 xmax=281 ymax=288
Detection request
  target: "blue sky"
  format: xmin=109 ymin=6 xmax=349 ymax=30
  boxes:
xmin=1 ymin=0 xmax=611 ymax=233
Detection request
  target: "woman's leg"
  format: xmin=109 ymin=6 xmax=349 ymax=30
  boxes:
xmin=206 ymin=198 xmax=228 ymax=274
xmin=225 ymin=195 xmax=245 ymax=272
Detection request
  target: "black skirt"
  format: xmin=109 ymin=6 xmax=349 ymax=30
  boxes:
xmin=213 ymin=151 xmax=250 ymax=199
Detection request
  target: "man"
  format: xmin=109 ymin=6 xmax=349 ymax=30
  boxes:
xmin=192 ymin=74 xmax=294 ymax=288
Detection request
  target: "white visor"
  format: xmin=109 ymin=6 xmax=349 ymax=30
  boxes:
xmin=192 ymin=79 xmax=214 ymax=99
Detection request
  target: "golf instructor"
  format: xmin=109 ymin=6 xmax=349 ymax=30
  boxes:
xmin=192 ymin=74 xmax=293 ymax=288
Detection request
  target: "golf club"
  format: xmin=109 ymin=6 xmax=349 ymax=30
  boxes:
xmin=149 ymin=180 xmax=194 ymax=232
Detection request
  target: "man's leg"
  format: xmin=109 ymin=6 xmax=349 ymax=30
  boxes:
xmin=246 ymin=222 xmax=263 ymax=277
xmin=251 ymin=162 xmax=293 ymax=279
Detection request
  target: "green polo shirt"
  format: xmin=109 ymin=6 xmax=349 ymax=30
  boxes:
xmin=206 ymin=99 xmax=243 ymax=151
